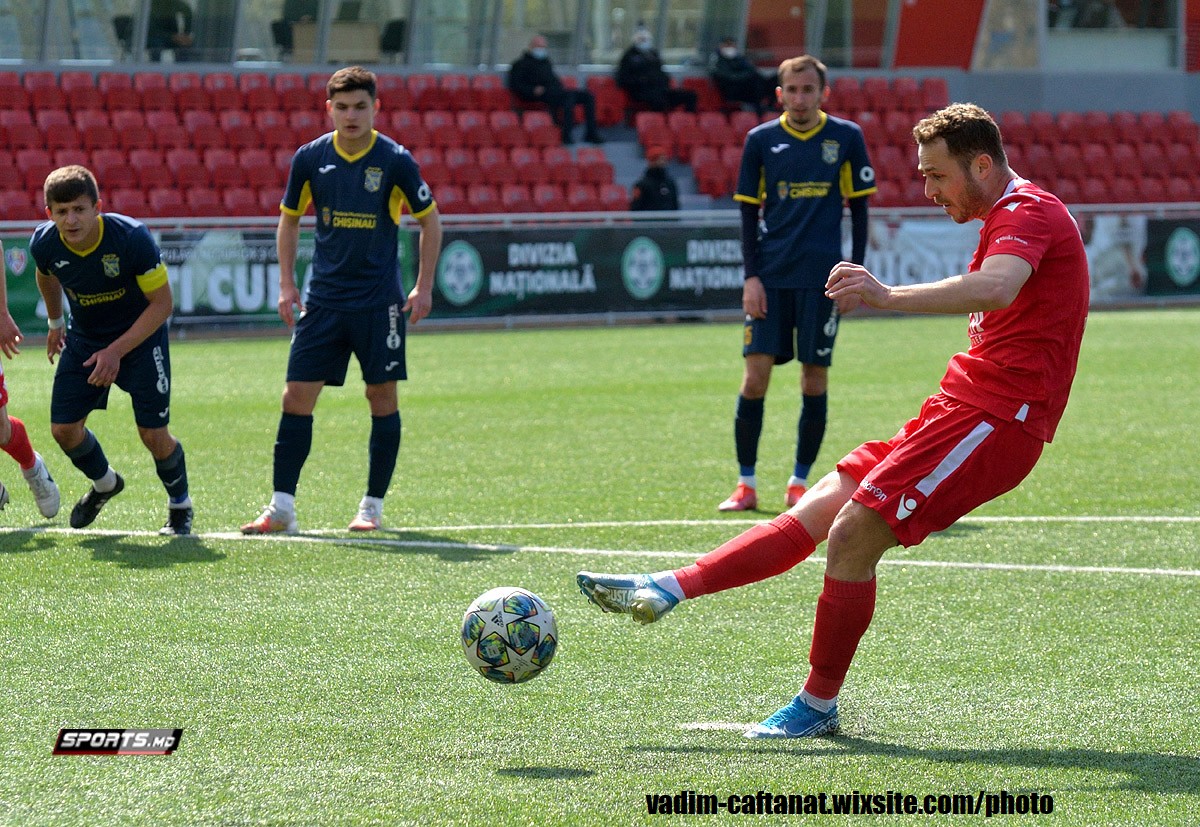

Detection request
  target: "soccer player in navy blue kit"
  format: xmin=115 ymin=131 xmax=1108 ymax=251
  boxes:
xmin=718 ymin=55 xmax=875 ymax=513
xmin=31 ymin=165 xmax=192 ymax=534
xmin=242 ymin=66 xmax=442 ymax=534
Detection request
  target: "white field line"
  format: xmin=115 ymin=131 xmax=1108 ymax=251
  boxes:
xmin=3 ymin=517 xmax=1197 ymax=577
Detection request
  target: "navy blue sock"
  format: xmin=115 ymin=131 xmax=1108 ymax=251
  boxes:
xmin=155 ymin=441 xmax=189 ymax=502
xmin=795 ymin=392 xmax=828 ymax=479
xmin=735 ymin=395 xmax=765 ymax=476
xmin=367 ymin=412 xmax=401 ymax=499
xmin=65 ymin=429 xmax=110 ymax=482
xmin=273 ymin=413 xmax=313 ymax=496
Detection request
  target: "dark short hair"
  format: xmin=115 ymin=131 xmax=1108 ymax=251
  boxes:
xmin=327 ymin=65 xmax=377 ymax=100
xmin=912 ymin=102 xmax=1008 ymax=171
xmin=777 ymin=54 xmax=827 ymax=90
xmin=44 ymin=165 xmax=100 ymax=208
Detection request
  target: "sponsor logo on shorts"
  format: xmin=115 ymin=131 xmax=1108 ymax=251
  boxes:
xmin=895 ymin=494 xmax=919 ymax=520
xmin=860 ymin=480 xmax=887 ymax=501
xmin=387 ymin=303 xmax=402 ymax=350
xmin=152 ymin=345 xmax=169 ymax=394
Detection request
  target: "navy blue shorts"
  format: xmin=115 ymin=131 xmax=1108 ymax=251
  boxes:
xmin=743 ymin=287 xmax=840 ymax=366
xmin=286 ymin=302 xmax=407 ymax=386
xmin=52 ymin=325 xmax=172 ymax=428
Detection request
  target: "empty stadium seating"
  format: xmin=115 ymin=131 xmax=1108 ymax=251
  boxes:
xmin=1 ymin=69 xmax=1197 ymax=215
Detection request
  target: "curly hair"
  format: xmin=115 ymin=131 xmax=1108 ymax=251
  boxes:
xmin=912 ymin=103 xmax=1008 ymax=171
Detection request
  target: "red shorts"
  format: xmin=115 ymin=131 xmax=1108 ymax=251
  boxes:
xmin=837 ymin=392 xmax=1045 ymax=548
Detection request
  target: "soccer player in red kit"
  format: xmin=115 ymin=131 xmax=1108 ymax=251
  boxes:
xmin=578 ymin=103 xmax=1090 ymax=737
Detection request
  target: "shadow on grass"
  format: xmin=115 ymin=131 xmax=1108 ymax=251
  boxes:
xmin=629 ymin=738 xmax=1200 ymax=794
xmin=0 ymin=528 xmax=62 ymax=554
xmin=496 ymin=767 xmax=596 ymax=780
xmin=318 ymin=530 xmax=523 ymax=562
xmin=81 ymin=534 xmax=226 ymax=569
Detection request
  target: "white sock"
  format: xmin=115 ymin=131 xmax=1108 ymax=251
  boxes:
xmin=271 ymin=492 xmax=295 ymax=513
xmin=93 ymin=468 xmax=117 ymax=493
xmin=799 ymin=688 xmax=836 ymax=712
xmin=739 ymin=474 xmax=757 ymax=489
xmin=649 ymin=571 xmax=685 ymax=602
xmin=788 ymin=475 xmax=807 ymax=488
xmin=360 ymin=495 xmax=383 ymax=512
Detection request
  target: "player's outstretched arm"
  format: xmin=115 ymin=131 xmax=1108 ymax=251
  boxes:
xmin=827 ymin=254 xmax=1032 ymax=316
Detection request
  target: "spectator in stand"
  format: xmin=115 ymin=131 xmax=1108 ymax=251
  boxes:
xmin=615 ymin=27 xmax=697 ymax=114
xmin=629 ymin=146 xmax=679 ymax=211
xmin=147 ymin=0 xmax=195 ymax=61
xmin=709 ymin=36 xmax=775 ymax=116
xmin=508 ymin=35 xmax=604 ymax=145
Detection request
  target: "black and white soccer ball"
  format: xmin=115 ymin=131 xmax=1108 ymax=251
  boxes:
xmin=461 ymin=586 xmax=558 ymax=684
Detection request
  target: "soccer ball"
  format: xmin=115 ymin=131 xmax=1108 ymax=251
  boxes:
xmin=461 ymin=587 xmax=558 ymax=684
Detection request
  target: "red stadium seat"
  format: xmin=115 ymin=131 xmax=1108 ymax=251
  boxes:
xmin=203 ymin=147 xmax=243 ymax=188
xmin=565 ymin=183 xmax=601 ymax=212
xmin=585 ymin=76 xmax=625 ymax=127
xmin=598 ymin=182 xmax=629 ymax=210
xmin=258 ymin=188 xmax=283 ymax=213
xmin=522 ymin=110 xmax=560 ymax=148
xmin=681 ymin=76 xmax=726 ymax=113
xmin=455 ymin=109 xmax=491 ymax=149
xmin=29 ymin=85 xmax=67 ymax=111
xmin=861 ymin=77 xmax=890 ymax=112
xmin=466 ymin=183 xmax=500 ymax=213
xmin=221 ymin=187 xmax=260 ymax=216
xmin=287 ymin=110 xmax=325 ymax=139
xmin=891 ymin=76 xmax=921 ymax=112
xmin=1110 ymin=177 xmax=1139 ymax=203
xmin=1166 ymin=110 xmax=1199 ymax=145
xmin=576 ymin=147 xmax=613 ymax=185
xmin=112 ymin=110 xmax=156 ymax=151
xmin=185 ymin=187 xmax=221 ymax=216
xmin=541 ymin=145 xmax=577 ymax=185
xmin=1136 ymin=111 xmax=1167 ymax=145
xmin=108 ymin=187 xmax=149 ymax=215
xmin=499 ymin=183 xmax=530 ymax=211
xmin=147 ymin=187 xmax=187 ymax=217
xmin=433 ymin=183 xmax=465 ymax=214
xmin=919 ymin=76 xmax=949 ymax=110
xmin=129 ymin=148 xmax=170 ymax=189
xmin=443 ymin=146 xmax=481 ymax=180
xmin=531 ymin=182 xmax=562 ymax=211
xmin=511 ymin=146 xmax=549 ymax=185
xmin=1165 ymin=176 xmax=1193 ymax=201
xmin=201 ymin=72 xmax=244 ymax=110
xmin=239 ymin=148 xmax=280 ymax=189
xmin=52 ymin=148 xmax=90 ymax=168
xmin=421 ymin=110 xmax=457 ymax=148
xmin=1079 ymin=143 xmax=1114 ymax=183
xmin=16 ymin=148 xmax=54 ymax=191
xmin=697 ymin=111 xmax=737 ymax=147
xmin=1110 ymin=110 xmax=1139 ymax=144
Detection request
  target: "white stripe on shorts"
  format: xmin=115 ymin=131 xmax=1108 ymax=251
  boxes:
xmin=915 ymin=421 xmax=995 ymax=498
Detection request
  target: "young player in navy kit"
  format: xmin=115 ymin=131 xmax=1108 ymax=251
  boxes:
xmin=579 ymin=103 xmax=1089 ymax=738
xmin=718 ymin=55 xmax=875 ymax=513
xmin=30 ymin=165 xmax=192 ymax=534
xmin=242 ymin=65 xmax=443 ymax=534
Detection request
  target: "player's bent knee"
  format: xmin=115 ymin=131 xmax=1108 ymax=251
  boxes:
xmin=51 ymin=422 xmax=85 ymax=450
xmin=824 ymin=501 xmax=897 ymax=580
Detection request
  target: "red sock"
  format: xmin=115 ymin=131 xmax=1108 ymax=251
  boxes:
xmin=673 ymin=513 xmax=816 ymax=598
xmin=1 ymin=417 xmax=36 ymax=471
xmin=804 ymin=575 xmax=877 ymax=700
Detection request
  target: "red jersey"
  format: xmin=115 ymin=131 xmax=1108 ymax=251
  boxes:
xmin=939 ymin=178 xmax=1089 ymax=442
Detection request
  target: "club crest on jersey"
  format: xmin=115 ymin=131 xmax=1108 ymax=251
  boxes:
xmin=776 ymin=180 xmax=789 ymax=199
xmin=364 ymin=167 xmax=383 ymax=193
xmin=102 ymin=254 xmax=120 ymax=279
xmin=822 ymin=140 xmax=840 ymax=165
xmin=321 ymin=206 xmax=332 ymax=226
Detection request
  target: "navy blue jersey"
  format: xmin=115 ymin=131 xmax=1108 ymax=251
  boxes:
xmin=30 ymin=213 xmax=168 ymax=345
xmin=734 ymin=112 xmax=875 ymax=288
xmin=282 ymin=130 xmax=436 ymax=311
